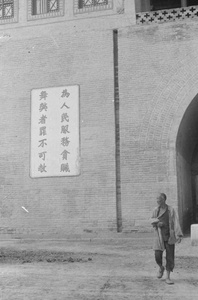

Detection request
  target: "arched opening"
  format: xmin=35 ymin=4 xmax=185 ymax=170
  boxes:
xmin=176 ymin=94 xmax=198 ymax=234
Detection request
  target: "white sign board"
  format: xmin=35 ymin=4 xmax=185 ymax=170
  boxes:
xmin=30 ymin=85 xmax=80 ymax=178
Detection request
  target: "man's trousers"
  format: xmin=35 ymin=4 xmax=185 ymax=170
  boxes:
xmin=155 ymin=242 xmax=175 ymax=272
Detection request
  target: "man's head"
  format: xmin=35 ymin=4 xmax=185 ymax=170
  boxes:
xmin=157 ymin=193 xmax=167 ymax=207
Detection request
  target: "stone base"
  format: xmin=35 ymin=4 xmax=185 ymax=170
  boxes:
xmin=191 ymin=224 xmax=198 ymax=246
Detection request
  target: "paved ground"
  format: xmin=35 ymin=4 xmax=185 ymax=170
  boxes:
xmin=0 ymin=233 xmax=197 ymax=300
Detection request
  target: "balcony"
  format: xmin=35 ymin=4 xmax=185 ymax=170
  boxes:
xmin=135 ymin=0 xmax=198 ymax=25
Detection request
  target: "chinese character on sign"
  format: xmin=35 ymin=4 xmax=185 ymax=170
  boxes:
xmin=61 ymin=102 xmax=70 ymax=109
xmin=39 ymin=115 xmax=47 ymax=124
xmin=61 ymin=125 xmax=70 ymax=134
xmin=61 ymin=150 xmax=70 ymax=160
xmin=39 ymin=103 xmax=48 ymax=112
xmin=39 ymin=126 xmax=47 ymax=136
xmin=39 ymin=151 xmax=47 ymax=161
xmin=61 ymin=89 xmax=70 ymax=98
xmin=31 ymin=85 xmax=80 ymax=178
xmin=39 ymin=91 xmax=48 ymax=101
xmin=61 ymin=113 xmax=69 ymax=123
xmin=38 ymin=139 xmax=47 ymax=147
xmin=61 ymin=137 xmax=70 ymax=147
xmin=38 ymin=163 xmax=47 ymax=173
xmin=60 ymin=163 xmax=70 ymax=172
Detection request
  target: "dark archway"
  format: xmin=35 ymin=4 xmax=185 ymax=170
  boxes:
xmin=176 ymin=94 xmax=198 ymax=234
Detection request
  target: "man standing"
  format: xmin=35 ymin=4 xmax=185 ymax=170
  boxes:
xmin=151 ymin=193 xmax=183 ymax=284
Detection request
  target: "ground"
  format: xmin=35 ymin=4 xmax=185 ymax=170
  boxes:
xmin=0 ymin=233 xmax=197 ymax=300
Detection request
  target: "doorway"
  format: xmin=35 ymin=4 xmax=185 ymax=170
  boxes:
xmin=176 ymin=94 xmax=198 ymax=233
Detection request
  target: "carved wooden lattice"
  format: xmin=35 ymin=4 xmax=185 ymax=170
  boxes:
xmin=78 ymin=0 xmax=108 ymax=9
xmin=0 ymin=0 xmax=14 ymax=19
xmin=32 ymin=0 xmax=59 ymax=15
xmin=136 ymin=5 xmax=198 ymax=25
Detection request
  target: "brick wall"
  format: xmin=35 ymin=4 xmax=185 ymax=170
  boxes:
xmin=118 ymin=20 xmax=198 ymax=232
xmin=0 ymin=16 xmax=120 ymax=238
xmin=0 ymin=0 xmax=137 ymax=238
xmin=1 ymin=0 xmax=198 ymax=237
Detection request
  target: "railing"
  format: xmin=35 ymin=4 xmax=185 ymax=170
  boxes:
xmin=136 ymin=5 xmax=198 ymax=25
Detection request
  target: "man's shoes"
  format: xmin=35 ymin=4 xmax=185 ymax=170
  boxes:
xmin=165 ymin=278 xmax=174 ymax=285
xmin=157 ymin=266 xmax=165 ymax=278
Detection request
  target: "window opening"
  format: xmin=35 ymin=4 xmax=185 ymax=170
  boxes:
xmin=0 ymin=0 xmax=14 ymax=19
xmin=187 ymin=0 xmax=198 ymax=6
xmin=78 ymin=0 xmax=108 ymax=9
xmin=32 ymin=0 xmax=59 ymax=15
xmin=151 ymin=0 xmax=181 ymax=10
xmin=135 ymin=0 xmax=198 ymax=13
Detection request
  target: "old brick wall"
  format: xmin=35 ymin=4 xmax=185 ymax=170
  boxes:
xmin=118 ymin=20 xmax=198 ymax=232
xmin=0 ymin=25 xmax=116 ymax=237
xmin=2 ymin=0 xmax=198 ymax=237
xmin=0 ymin=0 xmax=137 ymax=237
xmin=0 ymin=0 xmax=137 ymax=238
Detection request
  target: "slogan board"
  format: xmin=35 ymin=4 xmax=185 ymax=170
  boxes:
xmin=30 ymin=85 xmax=80 ymax=178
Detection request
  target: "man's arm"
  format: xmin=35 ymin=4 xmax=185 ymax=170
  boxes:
xmin=151 ymin=208 xmax=159 ymax=227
